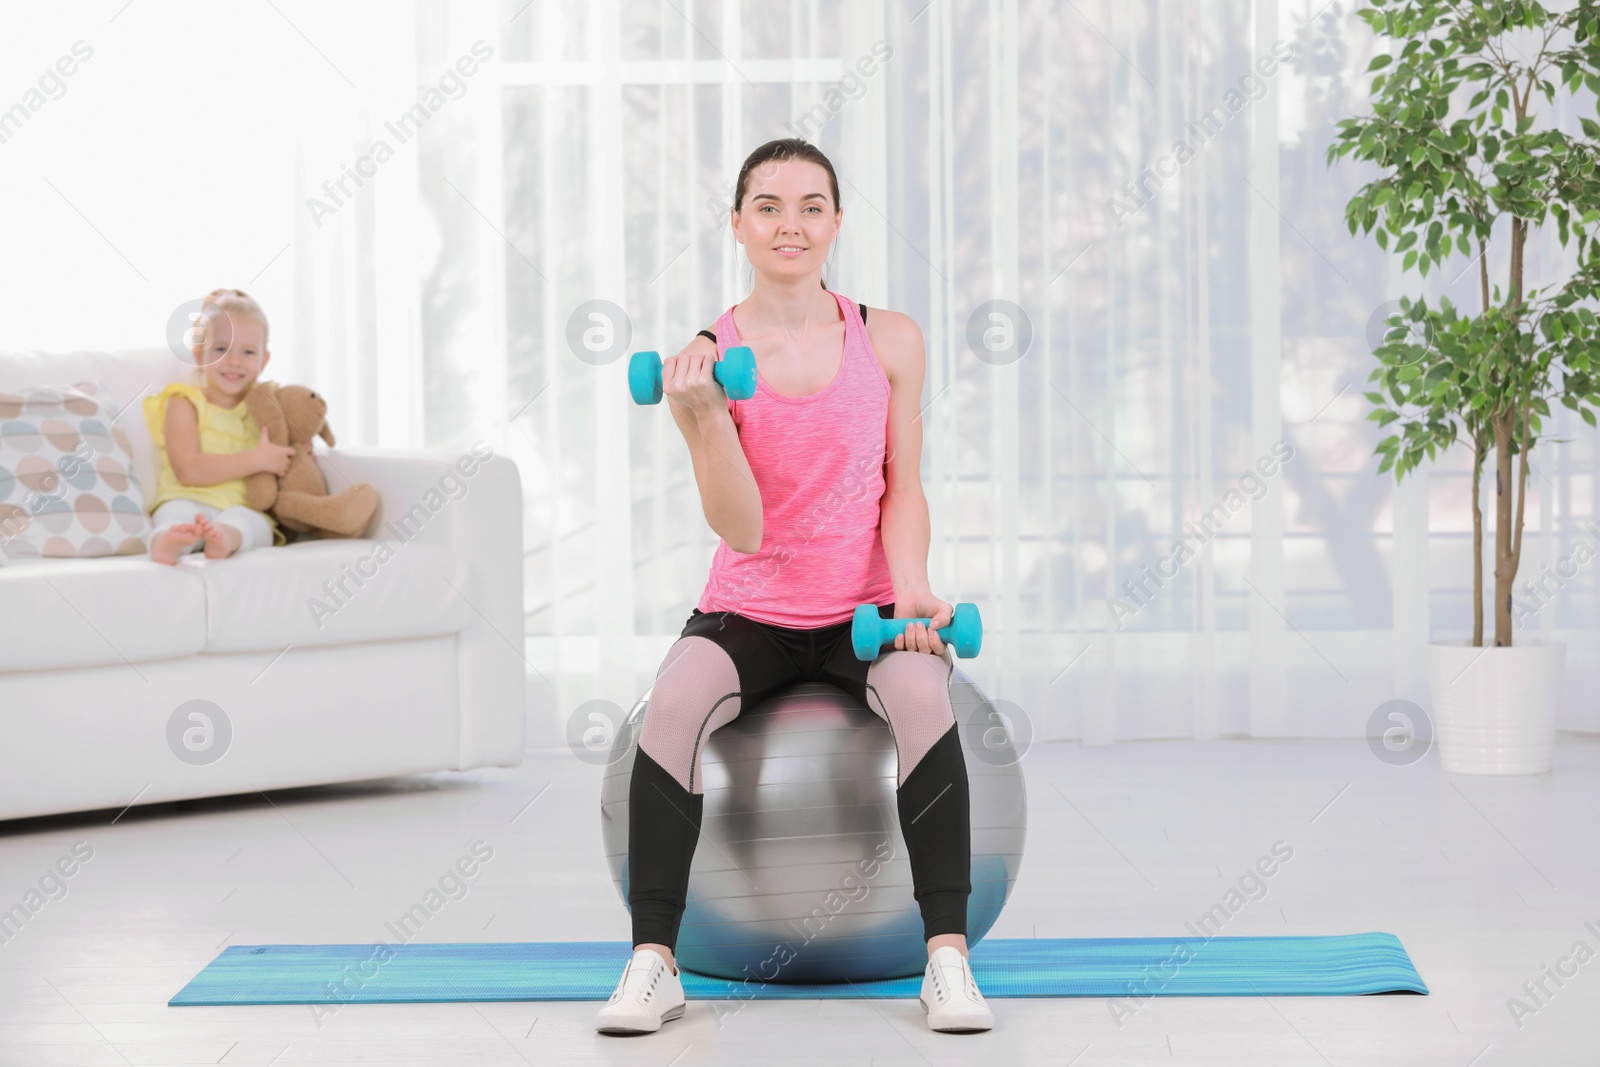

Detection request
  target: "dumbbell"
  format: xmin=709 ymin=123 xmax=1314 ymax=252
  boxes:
xmin=629 ymin=345 xmax=758 ymax=405
xmin=851 ymin=602 xmax=983 ymax=661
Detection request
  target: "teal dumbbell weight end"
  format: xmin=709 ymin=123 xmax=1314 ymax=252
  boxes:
xmin=628 ymin=345 xmax=758 ymax=405
xmin=851 ymin=602 xmax=983 ymax=661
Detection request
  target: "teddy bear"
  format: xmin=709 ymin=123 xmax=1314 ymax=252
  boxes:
xmin=243 ymin=381 xmax=379 ymax=539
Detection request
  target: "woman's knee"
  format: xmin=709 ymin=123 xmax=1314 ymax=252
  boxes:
xmin=639 ymin=636 xmax=742 ymax=791
xmin=864 ymin=650 xmax=958 ymax=784
xmin=866 ymin=650 xmax=955 ymax=717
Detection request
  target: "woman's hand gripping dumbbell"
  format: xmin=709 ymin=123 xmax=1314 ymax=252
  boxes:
xmin=629 ymin=346 xmax=758 ymax=408
xmin=851 ymin=602 xmax=983 ymax=661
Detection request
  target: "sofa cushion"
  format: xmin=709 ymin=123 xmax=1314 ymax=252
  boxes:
xmin=0 ymin=557 xmax=207 ymax=671
xmin=0 ymin=381 xmax=153 ymax=560
xmin=198 ymin=538 xmax=476 ymax=653
xmin=0 ymin=348 xmax=185 ymax=512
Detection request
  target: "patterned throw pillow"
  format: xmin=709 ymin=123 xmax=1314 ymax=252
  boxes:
xmin=0 ymin=382 xmax=152 ymax=560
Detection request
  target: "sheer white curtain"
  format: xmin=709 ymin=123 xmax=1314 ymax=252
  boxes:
xmin=425 ymin=0 xmax=1595 ymax=745
xmin=21 ymin=2 xmax=1588 ymax=744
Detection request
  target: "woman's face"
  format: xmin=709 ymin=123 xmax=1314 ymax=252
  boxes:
xmin=732 ymin=159 xmax=840 ymax=282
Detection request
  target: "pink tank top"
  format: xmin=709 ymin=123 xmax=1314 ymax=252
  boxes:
xmin=695 ymin=289 xmax=896 ymax=628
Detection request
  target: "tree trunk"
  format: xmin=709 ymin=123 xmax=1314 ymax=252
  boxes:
xmin=1493 ymin=407 xmax=1515 ymax=646
xmin=1492 ymin=195 xmax=1529 ymax=646
xmin=1471 ymin=435 xmax=1485 ymax=647
xmin=1472 ymin=235 xmax=1490 ymax=648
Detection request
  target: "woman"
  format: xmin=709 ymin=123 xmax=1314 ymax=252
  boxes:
xmin=595 ymin=138 xmax=993 ymax=1036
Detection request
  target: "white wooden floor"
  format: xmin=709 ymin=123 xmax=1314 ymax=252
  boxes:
xmin=1 ymin=735 xmax=1597 ymax=1066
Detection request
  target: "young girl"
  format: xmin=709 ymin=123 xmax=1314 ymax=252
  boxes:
xmin=144 ymin=288 xmax=297 ymax=565
xmin=595 ymin=139 xmax=994 ymax=1036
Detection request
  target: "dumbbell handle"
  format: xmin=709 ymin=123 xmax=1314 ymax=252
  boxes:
xmin=852 ymin=602 xmax=982 ymax=660
xmin=629 ymin=346 xmax=757 ymax=405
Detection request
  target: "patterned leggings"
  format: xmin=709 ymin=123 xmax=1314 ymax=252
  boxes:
xmin=627 ymin=603 xmax=971 ymax=951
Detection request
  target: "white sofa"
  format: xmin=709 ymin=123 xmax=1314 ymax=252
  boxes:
xmin=0 ymin=347 xmax=525 ymax=822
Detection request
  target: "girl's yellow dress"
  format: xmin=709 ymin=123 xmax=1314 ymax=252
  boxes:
xmin=143 ymin=381 xmax=283 ymax=544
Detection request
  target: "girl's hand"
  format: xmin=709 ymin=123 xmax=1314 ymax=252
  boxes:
xmin=892 ymin=591 xmax=953 ymax=656
xmin=252 ymin=427 xmax=297 ymax=476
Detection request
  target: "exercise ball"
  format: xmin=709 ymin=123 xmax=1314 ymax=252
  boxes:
xmin=599 ymin=665 xmax=1027 ymax=983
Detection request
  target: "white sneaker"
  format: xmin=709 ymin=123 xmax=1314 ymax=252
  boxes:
xmin=594 ymin=948 xmax=687 ymax=1034
xmin=919 ymin=945 xmax=994 ymax=1032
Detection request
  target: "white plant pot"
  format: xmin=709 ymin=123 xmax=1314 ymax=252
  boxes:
xmin=1426 ymin=639 xmax=1565 ymax=774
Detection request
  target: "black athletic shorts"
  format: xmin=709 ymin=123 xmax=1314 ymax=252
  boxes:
xmin=678 ymin=603 xmax=897 ymax=710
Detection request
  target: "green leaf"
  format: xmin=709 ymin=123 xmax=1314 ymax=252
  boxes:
xmin=1403 ymin=249 xmax=1418 ymax=271
xmin=1369 ymin=54 xmax=1394 ymax=71
xmin=1584 ymin=407 xmax=1598 ymax=428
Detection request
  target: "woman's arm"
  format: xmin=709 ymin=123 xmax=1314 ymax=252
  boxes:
xmin=873 ymin=311 xmax=935 ymax=599
xmin=164 ymin=396 xmax=289 ymax=485
xmin=664 ymin=337 xmax=763 ymax=553
xmin=682 ymin=330 xmax=718 ymax=359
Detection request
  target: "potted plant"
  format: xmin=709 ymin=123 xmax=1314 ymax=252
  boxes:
xmin=1329 ymin=0 xmax=1600 ymax=773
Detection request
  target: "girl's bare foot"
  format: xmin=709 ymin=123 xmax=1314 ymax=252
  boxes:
xmin=150 ymin=523 xmax=202 ymax=565
xmin=194 ymin=515 xmax=244 ymax=559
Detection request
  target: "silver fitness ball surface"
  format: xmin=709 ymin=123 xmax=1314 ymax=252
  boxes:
xmin=599 ymin=667 xmax=1027 ymax=983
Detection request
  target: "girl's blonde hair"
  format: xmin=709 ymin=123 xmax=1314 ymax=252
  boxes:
xmin=196 ymin=287 xmax=269 ymax=352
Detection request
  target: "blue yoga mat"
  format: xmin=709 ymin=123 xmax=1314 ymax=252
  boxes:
xmin=169 ymin=933 xmax=1426 ymax=1005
